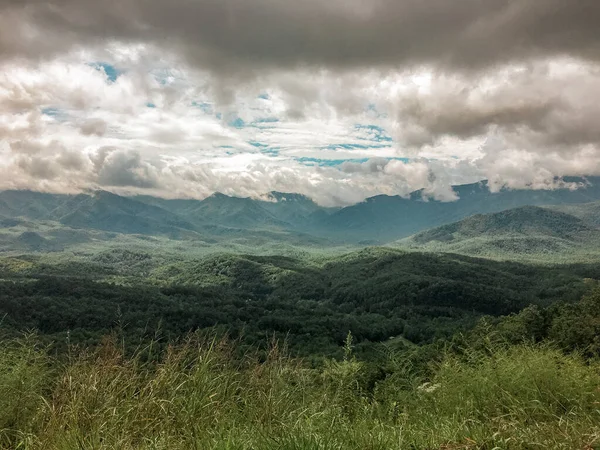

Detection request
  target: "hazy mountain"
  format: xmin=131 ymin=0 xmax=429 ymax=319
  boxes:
xmin=51 ymin=191 xmax=201 ymax=238
xmin=399 ymin=205 xmax=600 ymax=259
xmin=0 ymin=191 xmax=70 ymax=220
xmin=411 ymin=206 xmax=593 ymax=243
xmin=179 ymin=193 xmax=290 ymax=229
xmin=3 ymin=177 xmax=600 ymax=247
xmin=549 ymin=201 xmax=600 ymax=227
xmin=256 ymin=192 xmax=337 ymax=225
xmin=317 ymin=177 xmax=600 ymax=242
xmin=134 ymin=191 xmax=334 ymax=230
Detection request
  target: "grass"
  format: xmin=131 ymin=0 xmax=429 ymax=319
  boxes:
xmin=0 ymin=333 xmax=599 ymax=449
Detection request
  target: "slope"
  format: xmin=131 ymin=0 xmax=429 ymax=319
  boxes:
xmin=398 ymin=205 xmax=600 ymax=260
xmin=53 ymin=191 xmax=203 ymax=238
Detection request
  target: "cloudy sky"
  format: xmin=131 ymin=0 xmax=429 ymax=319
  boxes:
xmin=1 ymin=0 xmax=599 ymax=205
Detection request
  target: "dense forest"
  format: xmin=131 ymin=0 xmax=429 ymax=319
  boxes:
xmin=0 ymin=248 xmax=597 ymax=359
xmin=1 ymin=286 xmax=600 ymax=449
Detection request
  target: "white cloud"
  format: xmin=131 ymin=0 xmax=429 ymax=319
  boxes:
xmin=0 ymin=46 xmax=599 ymax=205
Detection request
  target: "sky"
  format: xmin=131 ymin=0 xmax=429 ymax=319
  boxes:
xmin=1 ymin=0 xmax=599 ymax=206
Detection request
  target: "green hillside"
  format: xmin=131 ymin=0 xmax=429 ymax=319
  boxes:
xmin=398 ymin=205 xmax=600 ymax=261
xmin=3 ymin=193 xmax=600 ymax=448
xmin=550 ymin=201 xmax=600 ymax=227
xmin=0 ymin=247 xmax=593 ymax=356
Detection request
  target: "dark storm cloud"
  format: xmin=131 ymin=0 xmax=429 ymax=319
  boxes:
xmin=1 ymin=0 xmax=599 ymax=71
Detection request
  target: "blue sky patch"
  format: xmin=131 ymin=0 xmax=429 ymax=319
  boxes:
xmin=321 ymin=143 xmax=390 ymax=151
xmin=192 ymin=101 xmax=213 ymax=114
xmin=41 ymin=107 xmax=61 ymax=117
xmin=229 ymin=117 xmax=246 ymax=128
xmin=41 ymin=107 xmax=68 ymax=121
xmin=296 ymin=157 xmax=409 ymax=167
xmin=253 ymin=117 xmax=279 ymax=124
xmin=261 ymin=148 xmax=280 ymax=156
xmin=146 ymin=102 xmax=156 ymax=108
xmin=249 ymin=142 xmax=280 ymax=156
xmin=90 ymin=62 xmax=122 ymax=83
xmin=296 ymin=158 xmax=370 ymax=167
xmin=354 ymin=124 xmax=393 ymax=142
xmin=258 ymin=93 xmax=270 ymax=100
xmin=249 ymin=141 xmax=269 ymax=148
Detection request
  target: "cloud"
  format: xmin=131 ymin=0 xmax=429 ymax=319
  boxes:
xmin=1 ymin=0 xmax=600 ymax=74
xmin=389 ymin=60 xmax=600 ymax=151
xmin=80 ymin=118 xmax=108 ymax=136
xmin=0 ymin=0 xmax=599 ymax=205
xmin=16 ymin=155 xmax=60 ymax=180
xmin=95 ymin=149 xmax=160 ymax=189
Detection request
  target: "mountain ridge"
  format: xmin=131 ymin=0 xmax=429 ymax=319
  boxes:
xmin=2 ymin=177 xmax=600 ymax=247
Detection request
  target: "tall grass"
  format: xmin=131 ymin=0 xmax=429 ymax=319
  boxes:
xmin=0 ymin=334 xmax=599 ymax=449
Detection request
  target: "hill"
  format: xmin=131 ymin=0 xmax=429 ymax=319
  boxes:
xmin=398 ymin=205 xmax=600 ymax=260
xmin=549 ymin=201 xmax=600 ymax=227
xmin=14 ymin=231 xmax=57 ymax=251
xmin=0 ymin=247 xmax=591 ymax=352
xmin=0 ymin=191 xmax=69 ymax=220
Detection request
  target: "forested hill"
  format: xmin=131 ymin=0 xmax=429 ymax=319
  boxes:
xmin=0 ymin=248 xmax=594 ymax=356
xmin=399 ymin=204 xmax=600 ymax=261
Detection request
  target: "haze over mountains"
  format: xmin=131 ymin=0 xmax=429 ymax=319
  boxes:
xmin=1 ymin=176 xmax=600 ymax=256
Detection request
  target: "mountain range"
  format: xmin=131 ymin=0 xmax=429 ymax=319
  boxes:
xmin=2 ymin=177 xmax=600 ymax=255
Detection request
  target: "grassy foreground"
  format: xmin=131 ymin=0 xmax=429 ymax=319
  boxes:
xmin=1 ymin=334 xmax=599 ymax=450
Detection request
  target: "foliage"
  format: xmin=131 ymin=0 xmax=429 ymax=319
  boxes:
xmin=469 ymin=287 xmax=600 ymax=357
xmin=0 ymin=249 xmax=593 ymax=357
xmin=398 ymin=205 xmax=600 ymax=263
xmin=0 ymin=333 xmax=599 ymax=449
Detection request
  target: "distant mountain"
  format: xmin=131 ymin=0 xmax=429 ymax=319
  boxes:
xmin=256 ymin=192 xmax=337 ymax=225
xmin=3 ymin=177 xmax=600 ymax=247
xmin=0 ymin=191 xmax=69 ymax=220
xmin=316 ymin=177 xmax=600 ymax=242
xmin=411 ymin=206 xmax=592 ymax=243
xmin=0 ymin=190 xmax=337 ymax=249
xmin=399 ymin=205 xmax=600 ymax=259
xmin=52 ymin=191 xmax=201 ymax=238
xmin=134 ymin=191 xmax=335 ymax=230
xmin=180 ymin=193 xmax=288 ymax=229
xmin=0 ymin=190 xmax=202 ymax=239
